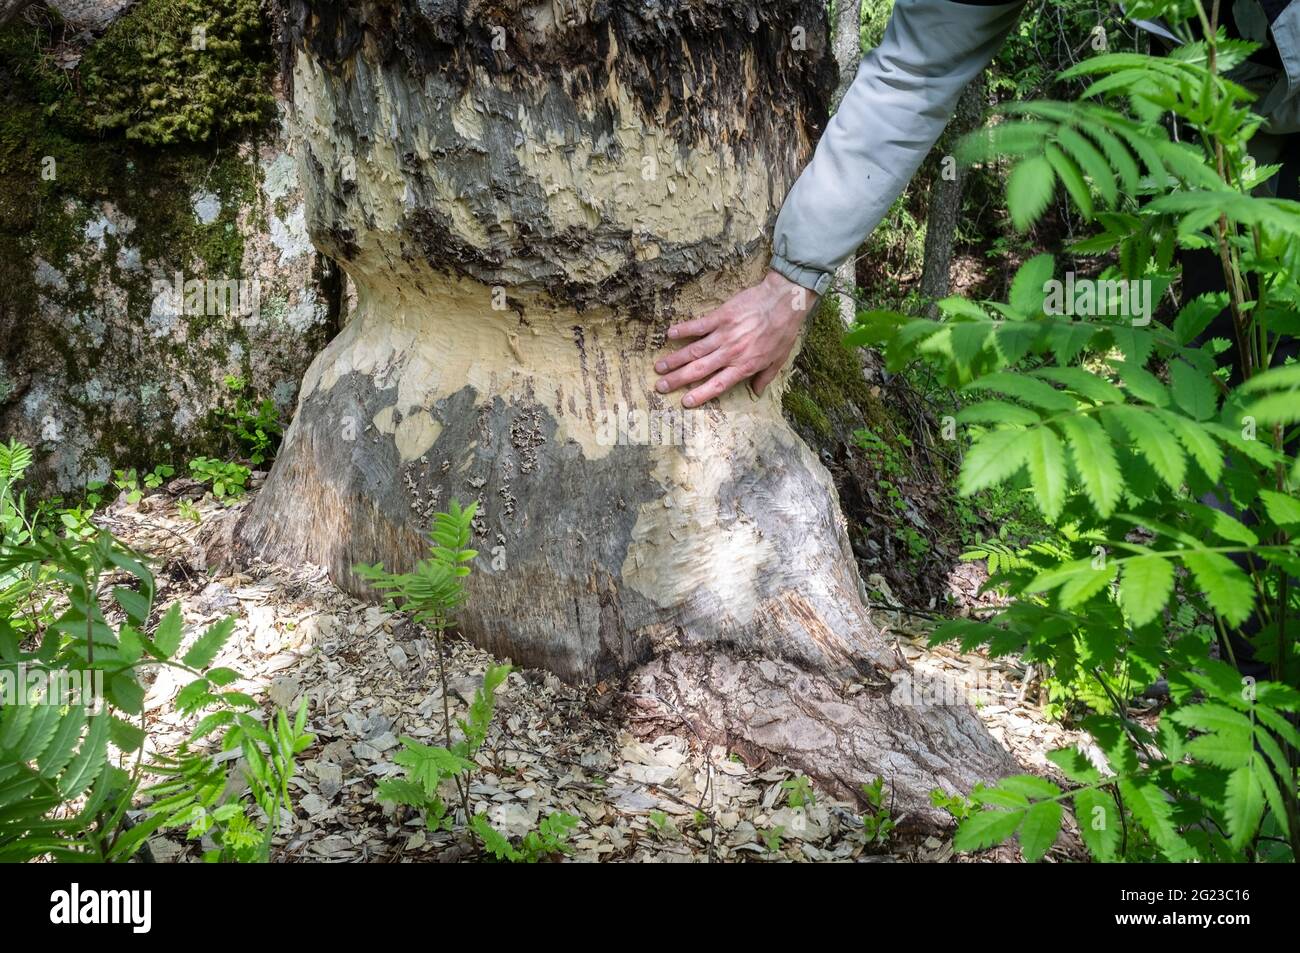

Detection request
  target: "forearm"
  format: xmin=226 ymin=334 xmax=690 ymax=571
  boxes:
xmin=770 ymin=0 xmax=1027 ymax=293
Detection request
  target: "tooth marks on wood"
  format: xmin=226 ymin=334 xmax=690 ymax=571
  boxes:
xmin=508 ymin=403 xmax=545 ymax=475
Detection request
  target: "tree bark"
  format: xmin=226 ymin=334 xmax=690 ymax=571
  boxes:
xmin=227 ymin=0 xmax=1016 ymax=827
xmin=830 ymin=0 xmax=862 ymax=327
xmin=919 ymin=75 xmax=986 ymax=312
xmin=0 ymin=0 xmax=37 ymax=28
xmin=831 ymin=0 xmax=862 ymax=110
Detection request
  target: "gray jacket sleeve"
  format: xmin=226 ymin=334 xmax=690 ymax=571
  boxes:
xmin=770 ymin=0 xmax=1027 ymax=294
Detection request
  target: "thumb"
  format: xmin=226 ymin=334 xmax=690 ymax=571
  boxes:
xmin=750 ymin=362 xmax=781 ymax=396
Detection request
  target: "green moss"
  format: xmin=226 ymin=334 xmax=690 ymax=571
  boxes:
xmin=52 ymin=0 xmax=275 ymax=146
xmin=782 ymin=389 xmax=832 ymax=439
xmin=784 ymin=300 xmax=886 ymax=441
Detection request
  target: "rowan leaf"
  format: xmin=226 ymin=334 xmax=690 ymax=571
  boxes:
xmin=1032 ymin=367 xmax=1124 ymax=404
xmin=1018 ymin=800 xmax=1063 ymax=862
xmin=1060 ymin=560 xmax=1118 ymax=609
xmin=182 ymin=616 xmax=236 ymax=670
xmin=1112 ymin=360 xmax=1170 ymax=406
xmin=1072 ymin=787 xmax=1121 ymax=862
xmin=1045 ymin=144 xmax=1094 ymax=219
xmin=956 ymin=401 xmax=1042 ymax=427
xmin=1119 ymin=778 xmax=1196 ymax=861
xmin=1105 ymin=405 xmax=1187 ymax=491
xmin=1060 ymin=414 xmax=1124 ymax=516
xmin=1258 ymin=489 xmax=1300 ymax=530
xmin=959 ymin=428 xmax=1032 ymax=495
xmin=964 ymin=372 xmax=1078 ymax=412
xmin=1120 ymin=554 xmax=1175 ymax=626
xmin=953 ymin=808 xmax=1024 ymax=852
xmin=1182 ymin=550 xmax=1254 ymax=627
xmin=1026 ymin=426 xmax=1068 ymax=520
xmin=1223 ymin=761 xmax=1265 ymax=852
xmin=1158 ymin=411 xmax=1223 ymax=484
xmin=1057 ymin=124 xmax=1117 ymax=206
xmin=1007 ymin=155 xmax=1056 ymax=231
xmin=152 ymin=602 xmax=184 ymax=659
xmin=1008 ymin=253 xmax=1056 ymax=317
xmin=1168 ymin=359 xmax=1217 ymax=420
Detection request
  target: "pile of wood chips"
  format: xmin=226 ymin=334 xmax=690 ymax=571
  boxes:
xmin=94 ymin=482 xmax=1092 ymax=863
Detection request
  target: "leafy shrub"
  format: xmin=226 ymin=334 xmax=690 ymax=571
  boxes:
xmin=189 ymin=456 xmax=250 ymax=500
xmin=216 ymin=376 xmax=283 ymax=466
xmin=0 ymin=442 xmax=310 ymax=861
xmin=851 ymin=6 xmax=1300 ymax=861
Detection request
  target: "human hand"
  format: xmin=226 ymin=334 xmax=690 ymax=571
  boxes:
xmin=654 ymin=270 xmax=817 ymax=407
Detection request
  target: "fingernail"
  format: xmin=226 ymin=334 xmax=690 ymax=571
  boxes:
xmin=656 ymin=379 xmax=668 ymax=393
xmin=682 ymin=396 xmax=694 ymax=408
xmin=667 ymin=328 xmax=677 ymax=338
xmin=655 ymin=361 xmax=666 ymax=373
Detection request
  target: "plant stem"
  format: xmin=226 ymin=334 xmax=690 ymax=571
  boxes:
xmin=432 ymin=621 xmax=470 ymax=822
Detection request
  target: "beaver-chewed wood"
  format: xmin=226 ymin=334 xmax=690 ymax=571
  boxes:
xmin=227 ymin=0 xmax=1018 ymax=822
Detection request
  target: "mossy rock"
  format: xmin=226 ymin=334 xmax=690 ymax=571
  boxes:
xmin=0 ymin=6 xmax=318 ymax=495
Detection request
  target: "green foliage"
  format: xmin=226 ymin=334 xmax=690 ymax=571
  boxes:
xmin=0 ymin=439 xmax=35 ymax=547
xmin=930 ymin=787 xmax=977 ymax=822
xmin=215 ymin=376 xmax=282 ymax=466
xmin=850 ymin=4 xmax=1300 ymax=862
xmin=355 ymin=500 xmax=478 ymax=631
xmin=471 ymin=811 xmax=579 ymax=863
xmin=762 ymin=826 xmax=785 ymax=852
xmin=648 ymin=809 xmax=679 ymax=839
xmin=145 ymin=698 xmax=313 ymax=862
xmin=375 ymin=663 xmax=510 ymax=834
xmin=358 ymin=501 xmax=579 ymax=859
xmin=859 ymin=777 xmax=896 ymax=846
xmin=188 ymin=456 xmax=249 ymax=500
xmin=113 ymin=464 xmax=175 ymax=504
xmin=0 ymin=450 xmax=311 ymax=861
xmin=783 ymin=774 xmax=816 ymax=809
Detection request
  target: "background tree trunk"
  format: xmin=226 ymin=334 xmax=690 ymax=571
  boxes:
xmin=830 ymin=0 xmax=862 ymax=327
xmin=226 ymin=0 xmax=1016 ymax=826
xmin=920 ymin=75 xmax=987 ymax=313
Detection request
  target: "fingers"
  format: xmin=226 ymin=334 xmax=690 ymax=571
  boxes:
xmin=655 ymin=333 xmax=721 ymax=375
xmin=666 ymin=310 xmax=723 ymax=341
xmin=656 ymin=344 xmax=730 ymax=393
xmin=683 ymin=365 xmax=750 ymax=408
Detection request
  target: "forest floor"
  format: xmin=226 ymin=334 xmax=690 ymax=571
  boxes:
xmin=99 ymin=477 xmax=1095 ymax=863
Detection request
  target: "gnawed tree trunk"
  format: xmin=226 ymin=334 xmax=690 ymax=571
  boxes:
xmin=227 ymin=0 xmax=1016 ymax=827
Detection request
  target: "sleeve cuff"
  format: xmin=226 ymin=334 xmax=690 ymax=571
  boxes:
xmin=769 ymin=254 xmax=834 ymax=296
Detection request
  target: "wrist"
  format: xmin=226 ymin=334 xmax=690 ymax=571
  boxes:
xmin=762 ymin=268 xmax=798 ymax=292
xmin=763 ymin=269 xmax=818 ymax=317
